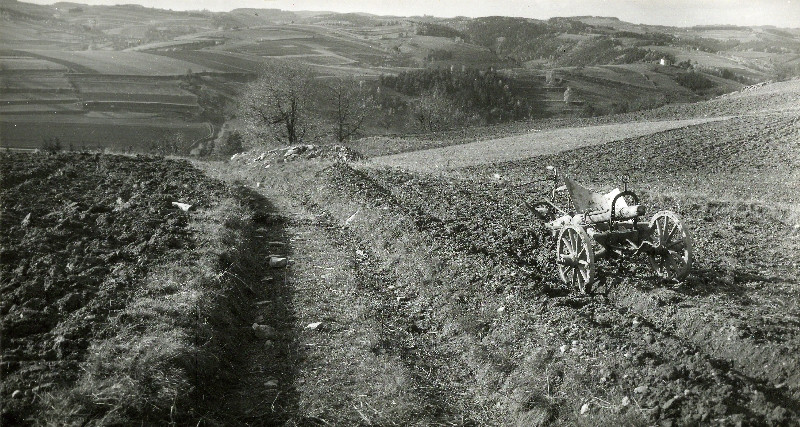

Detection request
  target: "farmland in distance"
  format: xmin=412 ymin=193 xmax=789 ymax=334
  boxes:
xmin=3 ymin=1 xmax=800 ymax=153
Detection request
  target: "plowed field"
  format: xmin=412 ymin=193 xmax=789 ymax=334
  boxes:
xmin=216 ymin=79 xmax=798 ymax=425
xmin=0 ymin=153 xmax=231 ymax=423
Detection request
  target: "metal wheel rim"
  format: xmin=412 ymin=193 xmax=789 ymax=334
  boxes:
xmin=646 ymin=211 xmax=693 ymax=280
xmin=556 ymin=225 xmax=595 ymax=293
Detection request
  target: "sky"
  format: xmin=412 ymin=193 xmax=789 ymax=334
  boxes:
xmin=25 ymin=0 xmax=800 ymax=28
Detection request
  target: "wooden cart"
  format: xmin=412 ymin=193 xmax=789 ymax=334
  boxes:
xmin=528 ymin=167 xmax=693 ymax=293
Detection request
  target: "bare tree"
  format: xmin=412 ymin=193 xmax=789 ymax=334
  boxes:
xmin=545 ymin=70 xmax=555 ymax=86
xmin=328 ymin=77 xmax=373 ymax=142
xmin=239 ymin=61 xmax=317 ymax=146
xmin=412 ymin=90 xmax=478 ymax=132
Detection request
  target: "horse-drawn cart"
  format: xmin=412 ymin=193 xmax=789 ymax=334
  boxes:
xmin=528 ymin=167 xmax=693 ymax=293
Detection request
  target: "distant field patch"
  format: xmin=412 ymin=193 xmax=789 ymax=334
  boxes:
xmin=646 ymin=46 xmax=758 ymax=73
xmin=0 ymin=103 xmax=83 ymax=114
xmin=0 ymin=114 xmax=210 ymax=152
xmin=300 ymin=55 xmax=354 ymax=65
xmin=0 ymin=73 xmax=73 ymax=92
xmin=151 ymin=50 xmax=263 ymax=73
xmin=217 ymin=27 xmax=391 ymax=66
xmin=0 ymin=93 xmax=78 ymax=104
xmin=0 ymin=56 xmax=67 ymax=71
xmin=304 ymin=37 xmax=390 ymax=65
xmin=235 ymin=41 xmax=320 ymax=57
xmin=225 ymin=28 xmax=312 ymax=41
xmin=72 ymin=77 xmax=198 ymax=104
xmin=691 ymin=29 xmax=759 ymax=42
xmin=21 ymin=50 xmax=224 ymax=75
xmin=369 ymin=117 xmax=729 ymax=171
xmin=570 ymin=65 xmax=657 ymax=89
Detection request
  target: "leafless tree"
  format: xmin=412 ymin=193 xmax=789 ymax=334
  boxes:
xmin=412 ymin=90 xmax=478 ymax=132
xmin=328 ymin=77 xmax=373 ymax=142
xmin=239 ymin=61 xmax=317 ymax=145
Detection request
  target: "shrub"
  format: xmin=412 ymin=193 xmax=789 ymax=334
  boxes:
xmin=41 ymin=137 xmax=62 ymax=154
xmin=217 ymin=131 xmax=245 ymax=156
xmin=676 ymin=71 xmax=715 ymax=91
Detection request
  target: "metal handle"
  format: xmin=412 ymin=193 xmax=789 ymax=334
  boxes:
xmin=609 ymin=190 xmax=639 ymax=228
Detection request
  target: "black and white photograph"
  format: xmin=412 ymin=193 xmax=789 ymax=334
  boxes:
xmin=1 ymin=0 xmax=799 ymax=424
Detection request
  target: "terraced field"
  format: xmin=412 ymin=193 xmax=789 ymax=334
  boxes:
xmin=71 ymin=77 xmax=198 ymax=105
xmin=0 ymin=56 xmax=210 ymax=152
xmin=0 ymin=73 xmax=73 ymax=93
xmin=147 ymin=50 xmax=264 ymax=73
xmin=19 ymin=50 xmax=224 ymax=75
xmin=0 ymin=114 xmax=211 ymax=152
xmin=0 ymin=57 xmax=68 ymax=72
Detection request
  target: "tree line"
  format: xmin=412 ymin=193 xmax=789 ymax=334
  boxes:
xmin=238 ymin=61 xmax=374 ymax=146
xmin=379 ymin=67 xmax=531 ymax=125
xmin=236 ymin=62 xmax=538 ymax=147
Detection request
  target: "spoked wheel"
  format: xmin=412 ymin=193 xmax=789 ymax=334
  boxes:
xmin=556 ymin=225 xmax=595 ymax=293
xmin=646 ymin=211 xmax=693 ymax=280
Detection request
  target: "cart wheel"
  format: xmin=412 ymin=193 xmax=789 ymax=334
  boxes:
xmin=556 ymin=225 xmax=595 ymax=293
xmin=646 ymin=211 xmax=693 ymax=280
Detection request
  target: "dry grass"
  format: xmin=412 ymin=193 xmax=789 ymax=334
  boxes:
xmin=38 ymin=198 xmax=260 ymax=425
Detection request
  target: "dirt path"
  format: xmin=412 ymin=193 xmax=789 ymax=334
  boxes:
xmin=200 ymin=165 xmax=473 ymax=425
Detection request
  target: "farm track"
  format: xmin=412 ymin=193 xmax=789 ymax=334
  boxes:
xmin=292 ymin=206 xmax=477 ymax=425
xmin=329 ymin=162 xmax=798 ymax=424
xmin=201 ymin=164 xmax=478 ymax=425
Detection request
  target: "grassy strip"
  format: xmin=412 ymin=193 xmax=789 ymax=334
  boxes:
xmin=39 ymin=197 xmax=262 ymax=425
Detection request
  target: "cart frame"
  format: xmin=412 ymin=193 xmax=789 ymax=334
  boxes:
xmin=527 ymin=166 xmax=693 ymax=293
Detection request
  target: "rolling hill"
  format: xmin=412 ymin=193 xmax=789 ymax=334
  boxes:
xmin=1 ymin=0 xmax=799 ymax=153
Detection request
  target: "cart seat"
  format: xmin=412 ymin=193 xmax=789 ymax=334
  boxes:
xmin=564 ymin=177 xmax=628 ymax=214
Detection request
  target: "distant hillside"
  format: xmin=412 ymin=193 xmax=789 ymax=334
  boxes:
xmin=2 ymin=0 xmax=799 ymax=145
xmin=430 ymin=16 xmax=800 ymax=74
xmin=3 ymin=0 xmax=798 ymax=76
xmin=227 ymin=8 xmax=302 ymax=26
